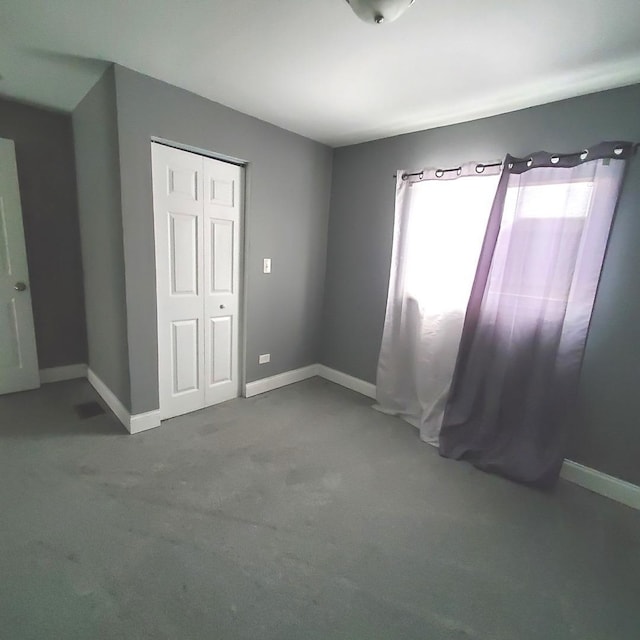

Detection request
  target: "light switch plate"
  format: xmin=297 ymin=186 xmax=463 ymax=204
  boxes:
xmin=259 ymin=353 xmax=271 ymax=364
xmin=263 ymin=258 xmax=272 ymax=274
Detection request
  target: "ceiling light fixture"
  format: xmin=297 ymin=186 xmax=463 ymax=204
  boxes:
xmin=345 ymin=0 xmax=415 ymax=25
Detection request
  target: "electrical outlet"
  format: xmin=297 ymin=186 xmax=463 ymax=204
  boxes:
xmin=263 ymin=258 xmax=272 ymax=274
xmin=259 ymin=353 xmax=271 ymax=364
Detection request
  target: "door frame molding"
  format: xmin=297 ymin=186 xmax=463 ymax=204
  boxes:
xmin=150 ymin=137 xmax=248 ymax=419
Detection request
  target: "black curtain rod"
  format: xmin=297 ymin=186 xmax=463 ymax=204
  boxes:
xmin=400 ymin=161 xmax=502 ymax=180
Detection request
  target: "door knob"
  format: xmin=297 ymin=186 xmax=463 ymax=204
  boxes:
xmin=219 ymin=304 xmax=225 ymax=309
xmin=14 ymin=282 xmax=27 ymax=292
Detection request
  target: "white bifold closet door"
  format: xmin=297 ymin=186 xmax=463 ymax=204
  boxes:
xmin=152 ymin=143 xmax=241 ymax=420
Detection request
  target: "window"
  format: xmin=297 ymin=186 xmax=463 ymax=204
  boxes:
xmin=404 ymin=175 xmax=499 ymax=315
xmin=505 ymin=180 xmax=593 ymax=220
xmin=490 ymin=178 xmax=595 ymax=305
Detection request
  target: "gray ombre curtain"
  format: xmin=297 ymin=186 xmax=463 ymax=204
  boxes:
xmin=376 ymin=163 xmax=500 ymax=444
xmin=440 ymin=141 xmax=635 ymax=488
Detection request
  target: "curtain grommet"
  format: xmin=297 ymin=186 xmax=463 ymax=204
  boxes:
xmin=614 ymin=146 xmax=624 ymax=156
xmin=550 ymin=155 xmax=560 ymax=164
xmin=435 ymin=169 xmax=444 ymax=178
xmin=580 ymin=150 xmax=589 ymax=161
xmin=475 ymin=164 xmax=485 ymax=174
xmin=526 ymin=158 xmax=533 ymax=168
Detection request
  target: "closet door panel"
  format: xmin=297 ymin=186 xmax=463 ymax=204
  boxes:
xmin=152 ymin=144 xmax=205 ymax=420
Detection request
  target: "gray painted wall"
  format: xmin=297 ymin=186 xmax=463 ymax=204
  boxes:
xmin=72 ymin=67 xmax=131 ymax=408
xmin=113 ymin=65 xmax=332 ymax=414
xmin=322 ymin=84 xmax=640 ymax=485
xmin=0 ymin=97 xmax=86 ymax=369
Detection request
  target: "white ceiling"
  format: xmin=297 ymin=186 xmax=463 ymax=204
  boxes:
xmin=1 ymin=0 xmax=640 ymax=147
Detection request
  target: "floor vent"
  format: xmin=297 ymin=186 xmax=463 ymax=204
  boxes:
xmin=75 ymin=401 xmax=106 ymax=419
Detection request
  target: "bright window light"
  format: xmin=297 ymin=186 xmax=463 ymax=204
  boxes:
xmin=503 ymin=181 xmax=594 ymax=221
xmin=491 ymin=178 xmax=596 ymax=302
xmin=404 ymin=175 xmax=499 ymax=315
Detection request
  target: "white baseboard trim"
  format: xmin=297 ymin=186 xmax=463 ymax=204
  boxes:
xmin=243 ymin=364 xmax=378 ymax=401
xmin=87 ymin=368 xmax=129 ymax=430
xmin=40 ymin=363 xmax=88 ymax=384
xmin=129 ymin=409 xmax=162 ymax=434
xmin=317 ymin=365 xmax=377 ymax=400
xmin=87 ymin=368 xmax=161 ymax=434
xmin=561 ymin=459 xmax=640 ymax=511
xmin=244 ymin=364 xmax=319 ymax=398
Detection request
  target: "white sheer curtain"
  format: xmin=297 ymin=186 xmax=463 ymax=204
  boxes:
xmin=375 ymin=163 xmax=500 ymax=444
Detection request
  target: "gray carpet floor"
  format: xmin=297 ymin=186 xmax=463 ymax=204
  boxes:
xmin=0 ymin=377 xmax=639 ymax=639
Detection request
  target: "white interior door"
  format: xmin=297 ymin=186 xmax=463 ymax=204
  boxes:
xmin=0 ymin=138 xmax=39 ymax=395
xmin=203 ymin=156 xmax=241 ymax=406
xmin=152 ymin=143 xmax=241 ymax=420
